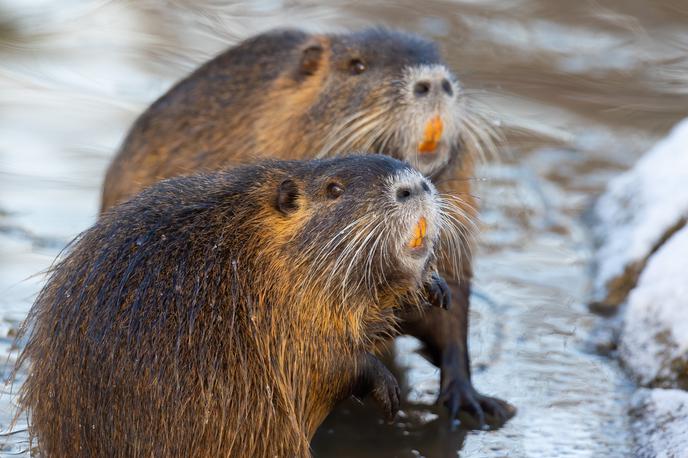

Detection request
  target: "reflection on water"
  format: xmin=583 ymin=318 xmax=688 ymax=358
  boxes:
xmin=1 ymin=1 xmax=686 ymax=456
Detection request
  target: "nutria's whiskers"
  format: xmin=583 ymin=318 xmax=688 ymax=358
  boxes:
xmin=458 ymin=99 xmax=503 ymax=163
xmin=439 ymin=192 xmax=479 ymax=219
xmin=318 ymin=102 xmax=394 ymax=159
xmin=434 ymin=194 xmax=478 ymax=279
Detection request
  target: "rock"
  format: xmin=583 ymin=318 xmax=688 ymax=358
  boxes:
xmin=619 ymin=227 xmax=688 ymax=389
xmin=592 ymin=118 xmax=688 ymax=311
xmin=629 ymin=388 xmax=688 ymax=458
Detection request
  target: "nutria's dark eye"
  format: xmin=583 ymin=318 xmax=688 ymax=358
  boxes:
xmin=326 ymin=183 xmax=345 ymax=199
xmin=350 ymin=59 xmax=366 ymax=75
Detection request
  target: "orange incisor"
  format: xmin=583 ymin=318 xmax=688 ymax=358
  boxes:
xmin=418 ymin=116 xmax=443 ymax=153
xmin=409 ymin=216 xmax=427 ymax=248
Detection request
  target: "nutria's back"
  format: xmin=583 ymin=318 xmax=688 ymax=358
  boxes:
xmin=102 ymin=28 xmax=494 ymax=213
xmin=18 ymin=155 xmax=449 ymax=457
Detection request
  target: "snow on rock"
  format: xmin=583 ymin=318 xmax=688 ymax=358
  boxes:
xmin=592 ymin=118 xmax=688 ymax=310
xmin=630 ymin=388 xmax=688 ymax=458
xmin=619 ymin=226 xmax=688 ymax=389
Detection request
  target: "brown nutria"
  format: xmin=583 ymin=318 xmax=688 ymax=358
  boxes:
xmin=101 ymin=27 xmax=514 ymax=425
xmin=16 ymin=155 xmax=457 ymax=457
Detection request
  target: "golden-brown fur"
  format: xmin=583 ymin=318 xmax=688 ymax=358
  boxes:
xmin=100 ymin=28 xmax=514 ymax=425
xmin=16 ymin=156 xmax=454 ymax=457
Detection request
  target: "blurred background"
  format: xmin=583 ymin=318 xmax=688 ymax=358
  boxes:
xmin=1 ymin=1 xmax=687 ymax=456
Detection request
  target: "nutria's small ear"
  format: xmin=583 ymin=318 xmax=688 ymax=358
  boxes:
xmin=299 ymin=43 xmax=324 ymax=76
xmin=276 ymin=179 xmax=300 ymax=215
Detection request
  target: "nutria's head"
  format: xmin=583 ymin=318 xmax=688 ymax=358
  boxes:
xmin=260 ymin=155 xmax=447 ymax=303
xmin=101 ymin=27 xmax=497 ymax=211
xmin=100 ymin=155 xmax=462 ymax=316
xmin=282 ymin=28 xmax=494 ymax=177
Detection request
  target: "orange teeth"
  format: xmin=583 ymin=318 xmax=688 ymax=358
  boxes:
xmin=418 ymin=115 xmax=443 ymax=154
xmin=409 ymin=216 xmax=427 ymax=248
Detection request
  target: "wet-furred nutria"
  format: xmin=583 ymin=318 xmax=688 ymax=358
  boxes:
xmin=17 ymin=155 xmax=458 ymax=457
xmin=101 ymin=28 xmax=514 ymax=425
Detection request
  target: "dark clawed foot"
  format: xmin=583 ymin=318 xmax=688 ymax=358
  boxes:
xmin=356 ymin=353 xmax=400 ymax=422
xmin=439 ymin=380 xmax=516 ymax=430
xmin=370 ymin=368 xmax=400 ymax=422
xmin=425 ymin=272 xmax=451 ymax=310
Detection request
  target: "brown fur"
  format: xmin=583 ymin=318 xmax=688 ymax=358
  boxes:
xmin=17 ymin=156 xmax=443 ymax=457
xmin=101 ymin=28 xmax=514 ymax=425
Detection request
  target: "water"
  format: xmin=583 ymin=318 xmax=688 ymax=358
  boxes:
xmin=1 ymin=1 xmax=687 ymax=456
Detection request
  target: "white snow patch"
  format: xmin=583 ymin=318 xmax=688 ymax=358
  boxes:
xmin=630 ymin=388 xmax=688 ymax=458
xmin=593 ymin=118 xmax=688 ymax=304
xmin=620 ymin=226 xmax=688 ymax=388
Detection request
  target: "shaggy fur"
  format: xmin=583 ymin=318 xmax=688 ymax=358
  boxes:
xmin=17 ymin=156 xmax=450 ymax=457
xmin=100 ymin=27 xmax=513 ymax=424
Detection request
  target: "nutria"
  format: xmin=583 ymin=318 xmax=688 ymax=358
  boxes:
xmin=16 ymin=155 xmax=458 ymax=457
xmin=101 ymin=27 xmax=514 ymax=425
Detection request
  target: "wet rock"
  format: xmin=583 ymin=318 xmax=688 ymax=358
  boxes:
xmin=629 ymin=388 xmax=688 ymax=458
xmin=591 ymin=118 xmax=688 ymax=312
xmin=619 ymin=227 xmax=688 ymax=389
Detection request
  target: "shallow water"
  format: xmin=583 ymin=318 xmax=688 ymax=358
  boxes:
xmin=1 ymin=1 xmax=686 ymax=456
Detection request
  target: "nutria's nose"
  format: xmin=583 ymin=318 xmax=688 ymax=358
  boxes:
xmin=413 ymin=77 xmax=453 ymax=98
xmin=396 ymin=178 xmax=432 ymax=202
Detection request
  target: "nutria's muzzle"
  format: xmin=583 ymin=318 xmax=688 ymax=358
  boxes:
xmin=410 ymin=67 xmax=455 ymax=101
xmin=396 ymin=64 xmax=461 ymax=176
xmin=407 ymin=64 xmax=457 ymax=152
xmin=387 ymin=169 xmax=439 ymax=262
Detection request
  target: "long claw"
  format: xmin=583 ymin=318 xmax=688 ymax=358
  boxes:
xmin=439 ymin=379 xmax=515 ymax=429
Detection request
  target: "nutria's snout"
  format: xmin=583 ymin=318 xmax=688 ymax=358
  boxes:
xmin=411 ymin=71 xmax=455 ymax=101
xmin=394 ymin=177 xmax=432 ymax=203
xmin=387 ymin=170 xmax=439 ymax=264
xmin=398 ymin=64 xmax=462 ymax=175
xmin=404 ymin=65 xmax=458 ymax=116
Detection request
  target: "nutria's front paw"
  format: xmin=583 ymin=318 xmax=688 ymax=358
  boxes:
xmin=354 ymin=353 xmax=400 ymax=421
xmin=369 ymin=363 xmax=400 ymax=421
xmin=439 ymin=378 xmax=516 ymax=429
xmin=424 ymin=272 xmax=451 ymax=310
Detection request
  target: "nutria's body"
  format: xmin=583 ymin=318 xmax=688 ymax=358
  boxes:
xmin=101 ymin=28 xmax=514 ymax=424
xmin=18 ymin=156 xmax=451 ymax=457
